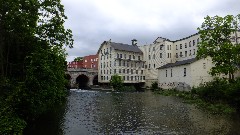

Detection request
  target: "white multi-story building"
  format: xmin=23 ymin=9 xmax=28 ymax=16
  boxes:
xmin=97 ymin=31 xmax=240 ymax=89
xmin=157 ymin=32 xmax=240 ymax=91
xmin=97 ymin=39 xmax=146 ymax=86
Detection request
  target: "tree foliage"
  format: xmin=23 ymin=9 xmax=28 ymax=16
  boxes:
xmin=110 ymin=74 xmax=124 ymax=90
xmin=197 ymin=14 xmax=240 ymax=80
xmin=74 ymin=57 xmax=83 ymax=62
xmin=0 ymin=0 xmax=73 ymax=134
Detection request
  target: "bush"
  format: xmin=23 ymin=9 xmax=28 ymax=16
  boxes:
xmin=110 ymin=74 xmax=124 ymax=91
xmin=193 ymin=78 xmax=229 ymax=101
xmin=150 ymin=82 xmax=159 ymax=91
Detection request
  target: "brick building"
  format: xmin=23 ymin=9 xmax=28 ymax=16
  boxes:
xmin=83 ymin=55 xmax=98 ymax=69
xmin=68 ymin=60 xmax=84 ymax=68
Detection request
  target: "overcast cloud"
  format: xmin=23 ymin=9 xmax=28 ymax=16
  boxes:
xmin=61 ymin=0 xmax=240 ymax=62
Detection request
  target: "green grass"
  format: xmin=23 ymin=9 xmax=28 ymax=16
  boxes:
xmin=154 ymin=89 xmax=236 ymax=114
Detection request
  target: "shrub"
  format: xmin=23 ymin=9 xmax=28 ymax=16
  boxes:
xmin=150 ymin=82 xmax=159 ymax=91
xmin=110 ymin=74 xmax=124 ymax=91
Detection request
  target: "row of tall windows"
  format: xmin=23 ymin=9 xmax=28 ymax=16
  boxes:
xmin=176 ymin=49 xmax=196 ymax=58
xmin=176 ymin=38 xmax=199 ymax=50
xmin=101 ymin=69 xmax=144 ymax=75
xmin=116 ymin=53 xmax=141 ymax=60
xmin=101 ymin=76 xmax=145 ymax=81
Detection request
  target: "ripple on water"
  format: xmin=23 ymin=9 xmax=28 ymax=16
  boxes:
xmin=56 ymin=90 xmax=240 ymax=135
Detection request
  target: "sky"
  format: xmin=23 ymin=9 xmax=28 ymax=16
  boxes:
xmin=62 ymin=0 xmax=240 ymax=62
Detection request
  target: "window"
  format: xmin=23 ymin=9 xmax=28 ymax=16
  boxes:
xmin=131 ymin=69 xmax=133 ymax=74
xmin=143 ymin=76 xmax=145 ymax=80
xmin=129 ymin=55 xmax=131 ymax=59
xmin=149 ymin=55 xmax=151 ymax=60
xmin=133 ymin=55 xmax=135 ymax=59
xmin=185 ymin=51 xmax=187 ymax=57
xmin=153 ymin=47 xmax=155 ymax=51
xmin=124 ymin=54 xmax=126 ymax=59
xmin=127 ymin=76 xmax=129 ymax=80
xmin=136 ymin=70 xmax=138 ymax=74
xmin=184 ymin=68 xmax=186 ymax=77
xmin=170 ymin=45 xmax=171 ymax=50
xmin=123 ymin=76 xmax=125 ymax=80
xmin=154 ymin=64 xmax=155 ymax=68
xmin=119 ymin=69 xmax=121 ymax=73
xmin=171 ymin=69 xmax=172 ymax=77
xmin=107 ymin=62 xmax=108 ymax=67
xmin=123 ymin=69 xmax=125 ymax=73
xmin=138 ymin=56 xmax=141 ymax=60
xmin=119 ymin=60 xmax=121 ymax=66
xmin=180 ymin=52 xmax=182 ymax=57
xmin=117 ymin=53 xmax=119 ymax=58
xmin=153 ymin=54 xmax=155 ymax=59
xmin=120 ymin=54 xmax=122 ymax=58
xmin=131 ymin=76 xmax=133 ymax=81
xmin=185 ymin=43 xmax=187 ymax=48
xmin=149 ymin=64 xmax=151 ymax=68
xmin=160 ymin=45 xmax=163 ymax=50
xmin=127 ymin=69 xmax=129 ymax=74
xmin=141 ymin=70 xmax=143 ymax=74
xmin=127 ymin=62 xmax=129 ymax=67
xmin=203 ymin=63 xmax=206 ymax=69
xmin=189 ymin=41 xmax=191 ymax=47
xmin=189 ymin=50 xmax=192 ymax=56
xmin=110 ymin=61 xmax=111 ymax=67
xmin=110 ymin=69 xmax=112 ymax=74
xmin=110 ymin=47 xmax=112 ymax=52
xmin=180 ymin=44 xmax=182 ymax=49
xmin=114 ymin=61 xmax=116 ymax=66
xmin=167 ymin=45 xmax=169 ymax=50
xmin=176 ymin=53 xmax=178 ymax=58
xmin=193 ymin=49 xmax=196 ymax=55
xmin=166 ymin=70 xmax=167 ymax=77
xmin=114 ymin=69 xmax=116 ymax=74
xmin=193 ymin=40 xmax=195 ymax=46
xmin=160 ymin=53 xmax=162 ymax=58
xmin=149 ymin=48 xmax=151 ymax=52
xmin=176 ymin=45 xmax=178 ymax=50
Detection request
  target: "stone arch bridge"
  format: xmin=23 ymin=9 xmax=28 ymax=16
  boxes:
xmin=65 ymin=68 xmax=98 ymax=89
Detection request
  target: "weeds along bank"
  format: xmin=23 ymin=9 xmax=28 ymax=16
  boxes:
xmin=152 ymin=78 xmax=240 ymax=114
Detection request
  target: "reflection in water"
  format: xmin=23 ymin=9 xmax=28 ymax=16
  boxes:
xmin=60 ymin=90 xmax=240 ymax=135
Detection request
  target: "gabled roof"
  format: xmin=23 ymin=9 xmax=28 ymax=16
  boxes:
xmin=110 ymin=42 xmax=142 ymax=53
xmin=157 ymin=58 xmax=197 ymax=69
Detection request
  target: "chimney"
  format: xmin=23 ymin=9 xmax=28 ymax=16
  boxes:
xmin=131 ymin=39 xmax=137 ymax=46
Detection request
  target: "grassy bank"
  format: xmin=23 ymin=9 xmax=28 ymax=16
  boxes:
xmin=153 ymin=78 xmax=240 ymax=114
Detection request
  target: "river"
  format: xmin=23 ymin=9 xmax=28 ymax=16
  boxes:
xmin=25 ymin=89 xmax=240 ymax=135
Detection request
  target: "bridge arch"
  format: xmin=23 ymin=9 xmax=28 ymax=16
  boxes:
xmin=93 ymin=75 xmax=98 ymax=85
xmin=76 ymin=74 xmax=89 ymax=89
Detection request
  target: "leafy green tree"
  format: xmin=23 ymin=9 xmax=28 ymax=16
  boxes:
xmin=197 ymin=14 xmax=240 ymax=81
xmin=0 ymin=0 xmax=73 ymax=134
xmin=110 ymin=74 xmax=124 ymax=90
xmin=74 ymin=57 xmax=83 ymax=62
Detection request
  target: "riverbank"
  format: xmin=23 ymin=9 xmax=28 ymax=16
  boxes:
xmin=154 ymin=89 xmax=237 ymax=115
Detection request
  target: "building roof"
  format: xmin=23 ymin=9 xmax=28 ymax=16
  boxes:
xmin=110 ymin=42 xmax=143 ymax=53
xmin=157 ymin=58 xmax=197 ymax=69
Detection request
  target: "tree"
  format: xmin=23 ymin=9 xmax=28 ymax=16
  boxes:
xmin=0 ymin=0 xmax=73 ymax=134
xmin=197 ymin=14 xmax=240 ymax=81
xmin=74 ymin=57 xmax=83 ymax=62
xmin=110 ymin=74 xmax=123 ymax=90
